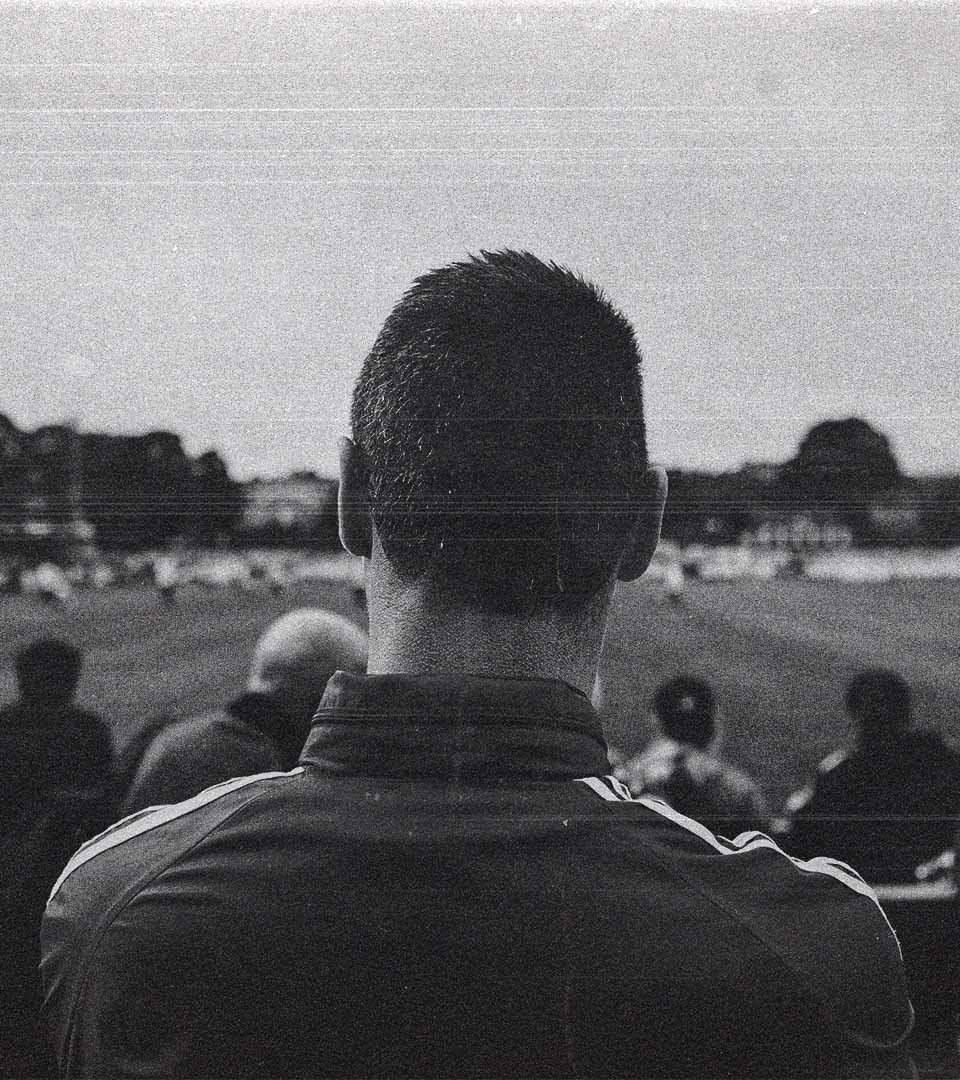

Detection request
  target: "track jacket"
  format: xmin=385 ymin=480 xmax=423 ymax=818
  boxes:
xmin=41 ymin=672 xmax=915 ymax=1079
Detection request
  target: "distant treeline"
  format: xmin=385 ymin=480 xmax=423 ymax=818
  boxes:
xmin=663 ymin=418 xmax=959 ymax=548
xmin=2 ymin=414 xmax=957 ymax=552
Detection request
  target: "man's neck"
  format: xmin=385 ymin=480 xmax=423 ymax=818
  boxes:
xmin=366 ymin=584 xmax=609 ymax=699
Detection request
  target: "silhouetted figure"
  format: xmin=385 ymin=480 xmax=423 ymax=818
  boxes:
xmin=121 ymin=609 xmax=367 ymax=814
xmin=614 ymin=675 xmax=769 ymax=836
xmin=786 ymin=668 xmax=960 ymax=883
xmin=1 ymin=638 xmax=114 ymax=1078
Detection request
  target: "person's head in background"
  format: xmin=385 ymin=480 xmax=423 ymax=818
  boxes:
xmin=246 ymin=608 xmax=367 ymax=761
xmin=339 ymin=249 xmax=667 ymax=694
xmin=653 ymin=675 xmax=717 ymax=752
xmin=248 ymin=607 xmax=368 ymax=712
xmin=15 ymin=637 xmax=83 ymax=711
xmin=845 ymin=668 xmax=911 ymax=748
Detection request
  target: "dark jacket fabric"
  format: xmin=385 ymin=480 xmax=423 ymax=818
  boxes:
xmin=42 ymin=673 xmax=914 ymax=1079
xmin=787 ymin=731 xmax=960 ymax=883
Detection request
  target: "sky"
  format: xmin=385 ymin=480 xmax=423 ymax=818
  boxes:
xmin=0 ymin=1 xmax=956 ymax=480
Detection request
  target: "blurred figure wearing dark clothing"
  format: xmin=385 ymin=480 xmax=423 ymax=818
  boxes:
xmin=613 ymin=674 xmax=769 ymax=837
xmin=787 ymin=669 xmax=960 ymax=883
xmin=1 ymin=638 xmax=115 ymax=1078
xmin=1 ymin=640 xmax=114 ymax=819
xmin=121 ymin=609 xmax=367 ymax=815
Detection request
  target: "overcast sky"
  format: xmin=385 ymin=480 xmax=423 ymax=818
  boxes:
xmin=1 ymin=1 xmax=956 ymax=479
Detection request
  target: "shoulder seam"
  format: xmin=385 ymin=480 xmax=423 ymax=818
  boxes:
xmin=641 ymin=793 xmax=886 ymax=904
xmin=576 ymin=775 xmax=893 ymax=913
xmin=49 ymin=769 xmax=306 ymax=1069
xmin=575 ymin=775 xmax=912 ymax=1048
xmin=48 ymin=767 xmax=305 ymax=904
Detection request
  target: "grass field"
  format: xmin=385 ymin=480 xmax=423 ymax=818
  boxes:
xmin=0 ymin=575 xmax=361 ymax=738
xmin=3 ymin=572 xmax=959 ymax=815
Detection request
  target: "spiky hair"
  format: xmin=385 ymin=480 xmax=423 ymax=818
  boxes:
xmin=351 ymin=249 xmax=648 ymax=613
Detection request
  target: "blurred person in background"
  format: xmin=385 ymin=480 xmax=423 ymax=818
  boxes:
xmin=42 ymin=252 xmax=913 ymax=1079
xmin=0 ymin=637 xmax=116 ymax=832
xmin=785 ymin=668 xmax=960 ymax=883
xmin=28 ymin=560 xmax=73 ymax=606
xmin=120 ymin=608 xmax=367 ymax=814
xmin=1 ymin=638 xmax=115 ymax=1078
xmin=151 ymin=552 xmax=180 ymax=606
xmin=613 ymin=674 xmax=769 ymax=836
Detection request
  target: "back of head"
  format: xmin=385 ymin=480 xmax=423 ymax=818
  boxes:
xmin=247 ymin=608 xmax=368 ymax=714
xmin=845 ymin=668 xmax=911 ymax=739
xmin=350 ymin=249 xmax=649 ymax=615
xmin=15 ymin=637 xmax=82 ymax=708
xmin=653 ymin=675 xmax=716 ymax=750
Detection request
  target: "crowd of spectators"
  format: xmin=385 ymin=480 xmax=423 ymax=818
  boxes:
xmin=0 ymin=251 xmax=954 ymax=1077
xmin=610 ymin=668 xmax=960 ymax=888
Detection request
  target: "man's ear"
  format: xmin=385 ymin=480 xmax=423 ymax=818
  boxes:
xmin=617 ymin=466 xmax=668 ymax=582
xmin=338 ymin=436 xmax=372 ymax=559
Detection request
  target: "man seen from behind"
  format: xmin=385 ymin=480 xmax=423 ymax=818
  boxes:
xmin=42 ymin=251 xmax=914 ymax=1078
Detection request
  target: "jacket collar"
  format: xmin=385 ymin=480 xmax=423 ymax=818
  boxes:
xmin=300 ymin=672 xmax=609 ymax=781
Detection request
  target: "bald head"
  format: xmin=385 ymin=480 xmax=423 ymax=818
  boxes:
xmin=247 ymin=609 xmax=368 ymax=714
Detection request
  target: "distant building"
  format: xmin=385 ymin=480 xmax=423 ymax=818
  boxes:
xmin=740 ymin=512 xmax=853 ymax=551
xmin=0 ymin=414 xmax=241 ymax=553
xmin=240 ymin=472 xmax=337 ymax=539
xmin=0 ymin=417 xmax=93 ymax=556
xmin=736 ymin=462 xmax=783 ymax=486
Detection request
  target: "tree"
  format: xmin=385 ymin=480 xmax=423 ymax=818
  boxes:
xmin=778 ymin=418 xmax=903 ymax=541
xmin=189 ymin=450 xmax=246 ymax=543
xmin=142 ymin=431 xmax=192 ymax=544
xmin=790 ymin=418 xmax=901 ymax=490
xmin=659 ymin=469 xmax=762 ymax=546
xmin=77 ymin=434 xmax=244 ymax=548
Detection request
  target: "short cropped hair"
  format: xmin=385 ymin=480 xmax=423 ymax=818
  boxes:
xmin=350 ymin=250 xmax=649 ymax=612
xmin=15 ymin=637 xmax=83 ymax=705
xmin=653 ymin=676 xmax=716 ymax=750
xmin=845 ymin=669 xmax=911 ymax=734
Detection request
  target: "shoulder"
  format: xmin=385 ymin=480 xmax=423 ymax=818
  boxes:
xmin=132 ymin=716 xmax=201 ymax=769
xmin=911 ymin=730 xmax=960 ymax=770
xmin=718 ymin=758 xmax=760 ymax=792
xmin=712 ymin=759 xmax=766 ymax=811
xmin=148 ymin=710 xmax=241 ymax=754
xmin=46 ymin=768 xmax=305 ymax=914
xmin=575 ymin=776 xmax=914 ymax=1049
xmin=618 ymin=736 xmax=682 ymax=789
xmin=41 ymin=768 xmax=306 ymax=1065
